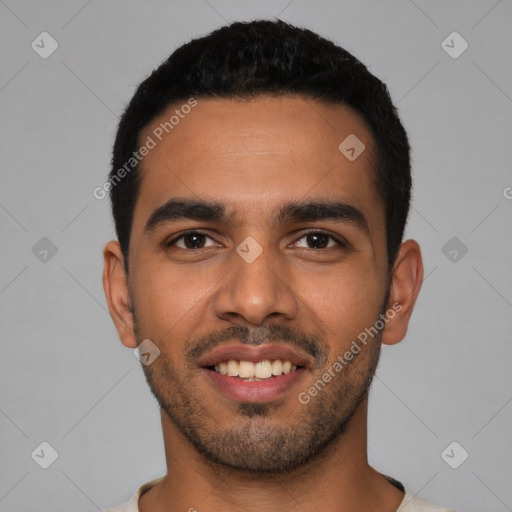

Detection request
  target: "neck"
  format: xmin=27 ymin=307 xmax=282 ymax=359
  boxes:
xmin=139 ymin=396 xmax=404 ymax=512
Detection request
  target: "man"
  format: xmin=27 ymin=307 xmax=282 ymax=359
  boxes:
xmin=102 ymin=19 xmax=454 ymax=512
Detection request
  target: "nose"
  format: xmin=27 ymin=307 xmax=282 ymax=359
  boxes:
xmin=213 ymin=238 xmax=299 ymax=326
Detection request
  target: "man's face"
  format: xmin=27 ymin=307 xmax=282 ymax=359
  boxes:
xmin=126 ymin=96 xmax=390 ymax=472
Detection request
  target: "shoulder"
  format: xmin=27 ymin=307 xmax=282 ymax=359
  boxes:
xmin=104 ymin=475 xmax=166 ymax=512
xmin=398 ymin=492 xmax=456 ymax=512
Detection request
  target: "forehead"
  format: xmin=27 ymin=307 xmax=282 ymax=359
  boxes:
xmin=133 ymin=96 xmax=382 ymax=233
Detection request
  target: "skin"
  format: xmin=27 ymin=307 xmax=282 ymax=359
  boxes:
xmin=103 ymin=96 xmax=423 ymax=512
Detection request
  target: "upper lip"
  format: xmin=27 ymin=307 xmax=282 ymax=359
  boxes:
xmin=198 ymin=344 xmax=313 ymax=368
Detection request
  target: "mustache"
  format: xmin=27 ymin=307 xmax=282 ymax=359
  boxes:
xmin=186 ymin=324 xmax=326 ymax=365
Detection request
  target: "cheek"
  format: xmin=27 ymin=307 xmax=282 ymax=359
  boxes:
xmin=299 ymin=262 xmax=384 ymax=353
xmin=131 ymin=258 xmax=214 ymax=341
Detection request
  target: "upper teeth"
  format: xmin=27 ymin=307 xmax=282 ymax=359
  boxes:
xmin=214 ymin=360 xmax=297 ymax=379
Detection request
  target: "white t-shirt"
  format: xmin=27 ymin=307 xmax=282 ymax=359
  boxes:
xmin=105 ymin=475 xmax=455 ymax=512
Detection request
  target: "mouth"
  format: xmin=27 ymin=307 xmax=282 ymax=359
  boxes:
xmin=199 ymin=345 xmax=311 ymax=403
xmin=207 ymin=359 xmax=299 ymax=381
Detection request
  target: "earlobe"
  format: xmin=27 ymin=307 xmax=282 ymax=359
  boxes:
xmin=381 ymin=239 xmax=424 ymax=346
xmin=102 ymin=240 xmax=138 ymax=349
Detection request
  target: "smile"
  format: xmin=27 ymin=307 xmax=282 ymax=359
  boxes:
xmin=209 ymin=359 xmax=299 ymax=381
xmin=198 ymin=343 xmax=312 ymax=402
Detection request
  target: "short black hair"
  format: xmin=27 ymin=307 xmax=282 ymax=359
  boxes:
xmin=110 ymin=19 xmax=411 ymax=271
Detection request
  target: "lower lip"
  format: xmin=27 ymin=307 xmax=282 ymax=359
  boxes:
xmin=202 ymin=368 xmax=305 ymax=403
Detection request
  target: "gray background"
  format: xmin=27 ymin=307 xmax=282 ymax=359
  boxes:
xmin=1 ymin=1 xmax=511 ymax=511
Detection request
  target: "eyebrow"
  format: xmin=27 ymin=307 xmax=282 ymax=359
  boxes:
xmin=144 ymin=198 xmax=370 ymax=235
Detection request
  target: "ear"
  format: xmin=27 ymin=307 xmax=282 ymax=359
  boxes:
xmin=102 ymin=240 xmax=137 ymax=349
xmin=381 ymin=239 xmax=423 ymax=346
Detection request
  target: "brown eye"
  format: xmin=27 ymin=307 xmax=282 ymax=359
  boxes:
xmin=167 ymin=231 xmax=217 ymax=250
xmin=294 ymin=231 xmax=344 ymax=250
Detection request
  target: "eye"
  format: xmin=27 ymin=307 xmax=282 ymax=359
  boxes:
xmin=293 ymin=230 xmax=345 ymax=250
xmin=166 ymin=230 xmax=346 ymax=252
xmin=166 ymin=231 xmax=218 ymax=250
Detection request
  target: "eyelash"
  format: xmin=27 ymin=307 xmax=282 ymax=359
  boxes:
xmin=165 ymin=230 xmax=346 ymax=252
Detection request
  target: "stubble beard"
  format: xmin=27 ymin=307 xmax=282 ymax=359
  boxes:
xmin=134 ymin=315 xmax=383 ymax=474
